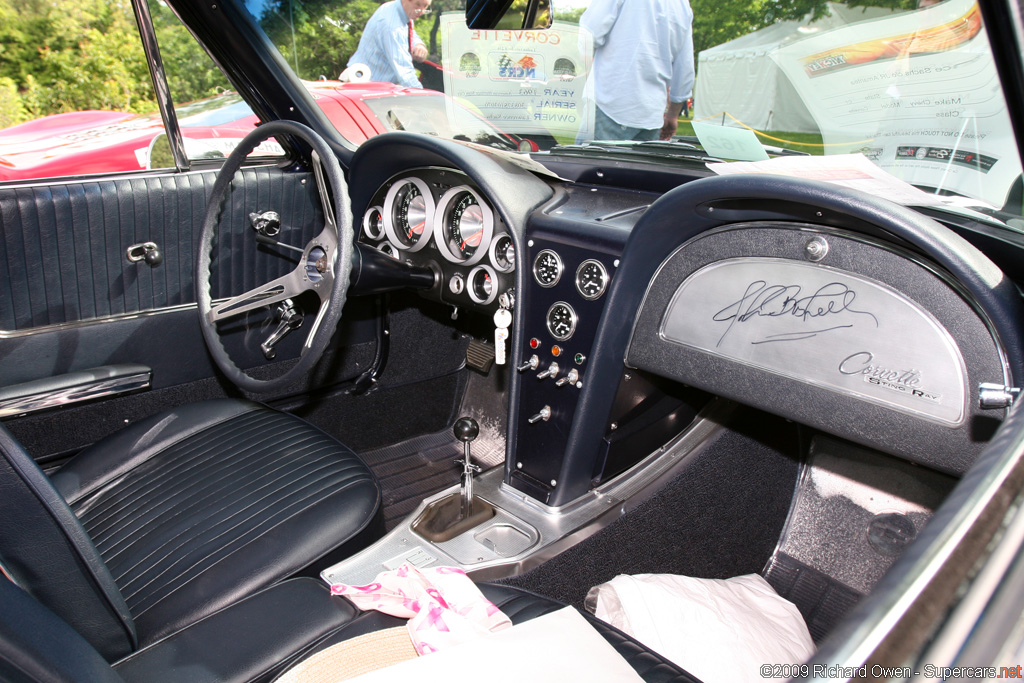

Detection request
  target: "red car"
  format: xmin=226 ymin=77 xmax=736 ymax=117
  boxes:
xmin=0 ymin=81 xmax=531 ymax=182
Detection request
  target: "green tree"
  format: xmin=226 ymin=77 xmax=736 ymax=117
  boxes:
xmin=260 ymin=0 xmax=379 ymax=79
xmin=0 ymin=77 xmax=28 ymax=127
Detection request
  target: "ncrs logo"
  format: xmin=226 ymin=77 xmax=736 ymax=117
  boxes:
xmin=495 ymin=54 xmax=539 ymax=79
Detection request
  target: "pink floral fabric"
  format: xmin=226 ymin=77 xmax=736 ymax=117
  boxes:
xmin=330 ymin=564 xmax=512 ymax=655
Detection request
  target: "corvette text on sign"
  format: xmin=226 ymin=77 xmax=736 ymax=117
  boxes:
xmin=441 ymin=15 xmax=593 ymax=138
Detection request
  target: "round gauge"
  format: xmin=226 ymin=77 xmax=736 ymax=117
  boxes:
xmin=467 ymin=265 xmax=498 ymax=305
xmin=433 ymin=186 xmax=493 ymax=265
xmin=575 ymin=259 xmax=609 ymax=300
xmin=533 ymin=249 xmax=563 ymax=288
xmin=490 ymin=234 xmax=515 ymax=273
xmin=546 ymin=301 xmax=577 ymax=341
xmin=377 ymin=242 xmax=399 ymax=259
xmin=383 ymin=177 xmax=435 ymax=252
xmin=362 ymin=205 xmax=385 ymax=240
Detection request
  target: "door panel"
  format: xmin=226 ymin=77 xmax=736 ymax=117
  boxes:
xmin=0 ymin=167 xmax=324 ymax=332
xmin=0 ymin=164 xmax=379 ymax=461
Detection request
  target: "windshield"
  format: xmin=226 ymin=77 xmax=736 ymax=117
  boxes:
xmin=249 ymin=0 xmax=1022 ymax=217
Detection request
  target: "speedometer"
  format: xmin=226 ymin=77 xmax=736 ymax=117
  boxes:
xmin=433 ymin=186 xmax=493 ymax=265
xmin=383 ymin=177 xmax=435 ymax=252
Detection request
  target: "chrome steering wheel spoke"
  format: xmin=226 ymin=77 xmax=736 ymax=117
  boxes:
xmin=208 ymin=267 xmax=311 ymax=323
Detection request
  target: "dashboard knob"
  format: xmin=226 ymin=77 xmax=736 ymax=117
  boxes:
xmin=517 ymin=354 xmax=539 ymax=372
xmin=528 ymin=406 xmax=552 ymax=424
xmin=537 ymin=362 xmax=559 ymax=380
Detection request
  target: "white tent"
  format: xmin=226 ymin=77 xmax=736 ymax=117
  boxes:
xmin=693 ymin=4 xmax=900 ymax=134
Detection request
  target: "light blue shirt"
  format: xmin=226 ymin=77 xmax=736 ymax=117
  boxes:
xmin=580 ymin=0 xmax=694 ymax=130
xmin=349 ymin=1 xmax=426 ymax=88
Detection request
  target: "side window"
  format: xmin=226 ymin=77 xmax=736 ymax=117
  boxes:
xmin=0 ymin=0 xmax=276 ymax=183
xmin=145 ymin=0 xmax=285 ymax=168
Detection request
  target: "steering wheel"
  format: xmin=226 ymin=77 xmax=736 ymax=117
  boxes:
xmin=196 ymin=120 xmax=354 ymax=393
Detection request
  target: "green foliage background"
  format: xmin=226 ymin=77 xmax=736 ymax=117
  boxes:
xmin=0 ymin=0 xmax=916 ymax=129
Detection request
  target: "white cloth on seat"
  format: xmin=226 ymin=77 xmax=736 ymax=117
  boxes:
xmin=587 ymin=573 xmax=814 ymax=683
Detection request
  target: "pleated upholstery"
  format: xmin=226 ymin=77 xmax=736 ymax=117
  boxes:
xmin=68 ymin=404 xmax=379 ymax=646
xmin=0 ymin=167 xmax=320 ymax=331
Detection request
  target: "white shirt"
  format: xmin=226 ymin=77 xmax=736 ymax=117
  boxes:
xmin=580 ymin=0 xmax=694 ymax=130
xmin=349 ymin=1 xmax=426 ymax=88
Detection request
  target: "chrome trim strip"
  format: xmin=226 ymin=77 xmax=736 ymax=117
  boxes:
xmin=131 ymin=0 xmax=188 ymax=171
xmin=0 ymin=299 xmax=230 ymax=339
xmin=0 ymin=371 xmax=152 ymax=418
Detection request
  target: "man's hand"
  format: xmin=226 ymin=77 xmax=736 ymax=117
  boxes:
xmin=660 ymin=100 xmax=685 ymax=140
xmin=411 ymin=44 xmax=428 ymax=62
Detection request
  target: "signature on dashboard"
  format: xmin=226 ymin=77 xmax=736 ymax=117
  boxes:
xmin=712 ymin=280 xmax=879 ymax=347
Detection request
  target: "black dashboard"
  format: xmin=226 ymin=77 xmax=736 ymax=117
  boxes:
xmin=347 ymin=132 xmax=1024 ymax=508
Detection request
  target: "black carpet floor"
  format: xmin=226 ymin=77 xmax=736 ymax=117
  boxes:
xmin=357 ymin=424 xmax=505 ymax=531
xmin=499 ymin=410 xmax=802 ymax=609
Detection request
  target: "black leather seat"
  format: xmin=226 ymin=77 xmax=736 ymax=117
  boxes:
xmin=0 ymin=398 xmax=381 ymax=660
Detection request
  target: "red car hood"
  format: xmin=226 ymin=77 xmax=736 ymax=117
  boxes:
xmin=0 ymin=81 xmax=512 ymax=181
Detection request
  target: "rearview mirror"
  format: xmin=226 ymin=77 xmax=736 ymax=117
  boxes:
xmin=465 ymin=0 xmax=552 ymax=30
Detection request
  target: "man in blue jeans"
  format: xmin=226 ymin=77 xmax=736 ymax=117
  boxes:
xmin=578 ymin=0 xmax=694 ymax=142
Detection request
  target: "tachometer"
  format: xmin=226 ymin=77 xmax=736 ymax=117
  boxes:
xmin=434 ymin=186 xmax=493 ymax=265
xmin=383 ymin=177 xmax=435 ymax=252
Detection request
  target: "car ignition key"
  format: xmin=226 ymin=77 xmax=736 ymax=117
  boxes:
xmin=494 ymin=307 xmax=512 ymax=365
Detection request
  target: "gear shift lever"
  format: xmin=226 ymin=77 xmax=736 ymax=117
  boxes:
xmin=410 ymin=416 xmax=495 ymax=543
xmin=453 ymin=417 xmax=481 ymax=520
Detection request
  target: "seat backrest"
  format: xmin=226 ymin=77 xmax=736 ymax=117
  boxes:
xmin=0 ymin=424 xmax=137 ymax=660
xmin=0 ymin=575 xmax=125 ymax=683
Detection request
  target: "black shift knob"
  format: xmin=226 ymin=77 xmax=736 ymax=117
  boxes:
xmin=453 ymin=417 xmax=479 ymax=443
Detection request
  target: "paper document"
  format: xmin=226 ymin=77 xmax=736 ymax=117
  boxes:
xmin=692 ymin=121 xmax=770 ymax=161
xmin=349 ymin=606 xmax=644 ymax=682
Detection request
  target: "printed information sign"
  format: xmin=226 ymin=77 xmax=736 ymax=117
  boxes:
xmin=441 ymin=15 xmax=593 ymax=139
xmin=773 ymin=0 xmax=1021 ymax=207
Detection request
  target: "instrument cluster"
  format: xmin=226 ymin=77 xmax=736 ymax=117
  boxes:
xmin=359 ymin=169 xmax=514 ymax=310
xmin=530 ymin=249 xmax=612 ymax=344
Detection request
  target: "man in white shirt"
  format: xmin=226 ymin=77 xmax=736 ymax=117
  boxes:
xmin=348 ymin=0 xmax=432 ymax=88
xmin=579 ymin=0 xmax=694 ymax=141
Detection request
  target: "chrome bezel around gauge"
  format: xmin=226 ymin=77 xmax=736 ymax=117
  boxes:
xmin=575 ymin=259 xmax=609 ymax=300
xmin=362 ymin=205 xmax=385 ymax=240
xmin=467 ymin=265 xmax=499 ymax=305
xmin=377 ymin=242 xmax=399 ymax=259
xmin=489 ymin=234 xmax=515 ymax=273
xmin=546 ymin=301 xmax=577 ymax=341
xmin=433 ymin=185 xmax=494 ymax=266
xmin=533 ymin=249 xmax=563 ymax=288
xmin=383 ymin=177 xmax=435 ymax=252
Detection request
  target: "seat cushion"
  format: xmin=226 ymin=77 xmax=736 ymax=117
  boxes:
xmin=51 ymin=399 xmax=380 ymax=647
